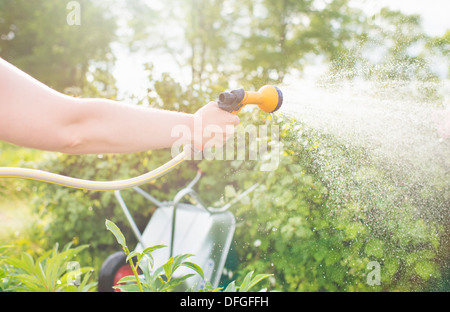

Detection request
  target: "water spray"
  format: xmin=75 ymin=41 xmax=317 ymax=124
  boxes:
xmin=0 ymin=85 xmax=283 ymax=191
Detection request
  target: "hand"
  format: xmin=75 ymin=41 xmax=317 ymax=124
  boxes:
xmin=193 ymin=101 xmax=240 ymax=149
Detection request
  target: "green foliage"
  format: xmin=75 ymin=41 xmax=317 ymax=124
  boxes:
xmin=1 ymin=243 xmax=95 ymax=292
xmin=0 ymin=0 xmax=117 ymax=93
xmin=105 ymin=219 xmax=127 ymax=249
xmin=326 ymin=7 xmax=442 ymax=84
xmin=227 ymin=113 xmax=446 ymax=291
xmin=1 ymin=0 xmax=448 ymax=293
xmin=0 ymin=142 xmax=45 ymax=200
xmin=237 ymin=0 xmax=358 ymax=86
xmin=105 ymin=219 xmax=271 ymax=292
xmin=0 ymin=245 xmax=13 ymax=291
xmin=106 ymin=218 xmax=205 ymax=292
xmin=106 ymin=217 xmax=205 ymax=292
xmin=30 ymin=97 xmax=446 ymax=292
xmin=222 ymin=271 xmax=273 ymax=292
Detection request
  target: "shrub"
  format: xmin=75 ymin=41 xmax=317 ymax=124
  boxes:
xmin=230 ymin=113 xmax=446 ymax=291
xmin=0 ymin=243 xmax=95 ymax=292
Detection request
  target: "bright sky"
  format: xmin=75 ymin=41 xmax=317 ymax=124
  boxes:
xmin=113 ymin=0 xmax=450 ymax=99
xmin=354 ymin=0 xmax=450 ymax=36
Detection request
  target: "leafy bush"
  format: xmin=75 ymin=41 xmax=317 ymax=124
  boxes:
xmin=0 ymin=243 xmax=95 ymax=292
xmin=230 ymin=113 xmax=446 ymax=291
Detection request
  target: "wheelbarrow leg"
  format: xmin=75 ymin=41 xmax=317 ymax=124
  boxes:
xmin=114 ymin=190 xmax=145 ymax=248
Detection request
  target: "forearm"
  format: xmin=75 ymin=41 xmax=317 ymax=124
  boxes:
xmin=0 ymin=58 xmax=194 ymax=154
xmin=0 ymin=58 xmax=238 ymax=155
xmin=63 ymin=98 xmax=195 ymax=154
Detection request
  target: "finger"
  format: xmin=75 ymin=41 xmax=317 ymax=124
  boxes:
xmin=226 ymin=113 xmax=240 ymax=125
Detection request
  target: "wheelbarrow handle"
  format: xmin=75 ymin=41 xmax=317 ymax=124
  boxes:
xmin=206 ymin=183 xmax=259 ymax=214
xmin=185 ymin=169 xmax=202 ymax=190
xmin=113 ymin=190 xmax=145 ymax=247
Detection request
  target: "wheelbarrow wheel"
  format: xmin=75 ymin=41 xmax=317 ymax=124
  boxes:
xmin=98 ymin=251 xmax=140 ymax=292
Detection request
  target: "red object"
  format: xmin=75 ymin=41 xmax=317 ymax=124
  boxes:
xmin=113 ymin=265 xmax=134 ymax=292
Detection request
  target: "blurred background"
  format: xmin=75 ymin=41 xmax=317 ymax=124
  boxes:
xmin=0 ymin=0 xmax=449 ymax=292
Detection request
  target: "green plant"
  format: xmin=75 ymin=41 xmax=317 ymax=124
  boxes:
xmin=105 ymin=219 xmax=272 ymax=292
xmin=1 ymin=243 xmax=95 ymax=292
xmin=0 ymin=245 xmax=14 ymax=291
xmin=219 ymin=270 xmax=273 ymax=292
xmin=105 ymin=219 xmax=204 ymax=292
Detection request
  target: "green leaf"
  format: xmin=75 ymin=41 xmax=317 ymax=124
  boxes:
xmin=223 ymin=281 xmax=237 ymax=292
xmin=150 ymin=266 xmax=165 ymax=291
xmin=116 ymin=275 xmax=139 ymax=284
xmin=59 ymin=266 xmax=90 ymax=284
xmin=126 ymin=251 xmax=140 ymax=264
xmin=142 ymin=245 xmax=167 ymax=255
xmin=172 ymin=254 xmax=194 ymax=271
xmin=162 ymin=257 xmax=174 ymax=280
xmin=105 ymin=219 xmax=127 ymax=248
xmin=238 ymin=271 xmax=254 ymax=292
xmin=181 ymin=261 xmax=205 ymax=281
xmin=113 ymin=282 xmax=141 ymax=292
xmin=239 ymin=272 xmax=273 ymax=292
xmin=161 ymin=274 xmax=195 ymax=291
xmin=141 ymin=245 xmax=167 ymax=269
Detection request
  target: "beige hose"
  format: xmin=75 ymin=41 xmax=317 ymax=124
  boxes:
xmin=0 ymin=147 xmax=190 ymax=191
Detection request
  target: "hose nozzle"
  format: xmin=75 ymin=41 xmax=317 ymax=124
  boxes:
xmin=218 ymin=85 xmax=283 ymax=114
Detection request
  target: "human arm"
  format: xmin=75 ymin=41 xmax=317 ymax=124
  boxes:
xmin=0 ymin=58 xmax=239 ymax=154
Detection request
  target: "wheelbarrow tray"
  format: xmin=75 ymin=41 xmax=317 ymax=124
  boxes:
xmin=135 ymin=202 xmax=236 ymax=289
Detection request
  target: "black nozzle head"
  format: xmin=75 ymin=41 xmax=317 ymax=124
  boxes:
xmin=218 ymin=88 xmax=245 ymax=113
xmin=273 ymin=86 xmax=283 ymax=113
xmin=218 ymin=92 xmax=236 ymax=104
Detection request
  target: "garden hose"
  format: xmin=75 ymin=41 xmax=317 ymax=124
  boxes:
xmin=0 ymin=85 xmax=283 ymax=191
xmin=0 ymin=145 xmax=190 ymax=191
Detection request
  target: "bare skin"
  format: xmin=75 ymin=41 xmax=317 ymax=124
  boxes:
xmin=0 ymin=58 xmax=239 ymax=154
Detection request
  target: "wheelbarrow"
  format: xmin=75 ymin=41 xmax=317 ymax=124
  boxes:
xmin=98 ymin=170 xmax=258 ymax=292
